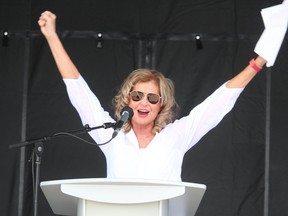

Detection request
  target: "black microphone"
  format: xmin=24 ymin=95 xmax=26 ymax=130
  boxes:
xmin=112 ymin=106 xmax=134 ymax=138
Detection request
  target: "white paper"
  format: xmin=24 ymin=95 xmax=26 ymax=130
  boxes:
xmin=254 ymin=0 xmax=288 ymax=67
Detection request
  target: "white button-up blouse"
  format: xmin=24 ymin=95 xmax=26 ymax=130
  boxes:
xmin=64 ymin=75 xmax=243 ymax=182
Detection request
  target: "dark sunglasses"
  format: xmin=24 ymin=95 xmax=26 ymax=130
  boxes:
xmin=129 ymin=91 xmax=161 ymax=104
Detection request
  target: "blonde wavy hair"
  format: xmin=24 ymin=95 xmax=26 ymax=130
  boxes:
xmin=113 ymin=68 xmax=178 ymax=134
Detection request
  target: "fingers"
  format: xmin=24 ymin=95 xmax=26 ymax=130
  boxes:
xmin=38 ymin=11 xmax=56 ymax=26
xmin=39 ymin=11 xmax=56 ymax=22
xmin=38 ymin=19 xmax=45 ymax=27
xmin=40 ymin=11 xmax=56 ymax=19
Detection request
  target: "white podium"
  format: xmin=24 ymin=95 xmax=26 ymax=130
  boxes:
xmin=40 ymin=178 xmax=206 ymax=216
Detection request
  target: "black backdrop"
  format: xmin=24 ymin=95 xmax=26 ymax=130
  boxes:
xmin=1 ymin=0 xmax=288 ymax=216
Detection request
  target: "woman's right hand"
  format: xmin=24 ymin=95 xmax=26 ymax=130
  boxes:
xmin=38 ymin=11 xmax=57 ymax=38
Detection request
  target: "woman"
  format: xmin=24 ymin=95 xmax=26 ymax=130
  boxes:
xmin=38 ymin=11 xmax=267 ymax=182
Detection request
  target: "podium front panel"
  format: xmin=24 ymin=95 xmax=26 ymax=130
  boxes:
xmin=78 ymin=199 xmax=169 ymax=216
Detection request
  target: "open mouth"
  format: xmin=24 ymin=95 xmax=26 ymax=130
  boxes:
xmin=138 ymin=109 xmax=149 ymax=117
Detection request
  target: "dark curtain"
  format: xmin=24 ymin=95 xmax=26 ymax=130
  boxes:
xmin=1 ymin=0 xmax=288 ymax=216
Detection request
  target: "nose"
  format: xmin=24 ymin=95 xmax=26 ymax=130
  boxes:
xmin=139 ymin=96 xmax=149 ymax=105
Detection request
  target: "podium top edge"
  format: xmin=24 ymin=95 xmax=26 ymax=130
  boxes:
xmin=40 ymin=178 xmax=206 ymax=189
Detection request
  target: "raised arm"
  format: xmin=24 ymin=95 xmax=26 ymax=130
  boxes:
xmin=226 ymin=56 xmax=267 ymax=88
xmin=38 ymin=11 xmax=80 ymax=79
xmin=227 ymin=0 xmax=288 ymax=88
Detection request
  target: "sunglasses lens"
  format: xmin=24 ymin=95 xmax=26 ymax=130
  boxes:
xmin=130 ymin=91 xmax=160 ymax=104
xmin=147 ymin=93 xmax=160 ymax=104
xmin=130 ymin=91 xmax=144 ymax=101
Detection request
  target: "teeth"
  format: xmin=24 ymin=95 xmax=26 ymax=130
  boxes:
xmin=139 ymin=110 xmax=148 ymax=113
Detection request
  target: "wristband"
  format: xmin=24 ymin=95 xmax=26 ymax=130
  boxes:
xmin=249 ymin=58 xmax=262 ymax=72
